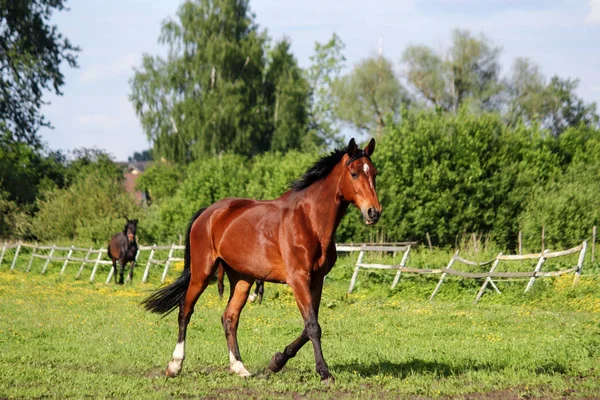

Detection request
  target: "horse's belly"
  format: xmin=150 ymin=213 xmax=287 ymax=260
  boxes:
xmin=219 ymin=244 xmax=286 ymax=283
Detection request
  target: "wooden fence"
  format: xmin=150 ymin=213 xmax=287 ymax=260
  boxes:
xmin=429 ymin=241 xmax=587 ymax=302
xmin=0 ymin=241 xmax=186 ymax=284
xmin=0 ymin=241 xmax=588 ymax=300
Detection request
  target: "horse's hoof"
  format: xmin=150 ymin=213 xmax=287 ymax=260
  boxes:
xmin=165 ymin=360 xmax=182 ymax=377
xmin=321 ymin=375 xmax=335 ymax=386
xmin=268 ymin=352 xmax=285 ymax=373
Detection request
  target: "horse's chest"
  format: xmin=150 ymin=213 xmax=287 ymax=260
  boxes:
xmin=123 ymin=245 xmax=138 ymax=261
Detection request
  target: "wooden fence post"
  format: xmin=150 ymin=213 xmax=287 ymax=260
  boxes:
xmin=474 ymin=253 xmax=503 ymax=303
xmin=10 ymin=241 xmax=22 ymax=271
xmin=26 ymin=243 xmax=38 ymax=272
xmin=90 ymin=250 xmax=103 ymax=282
xmin=105 ymin=260 xmax=115 ymax=284
xmin=518 ymin=231 xmax=522 ymax=255
xmin=429 ymin=250 xmax=459 ymax=301
xmin=524 ymin=250 xmax=549 ymax=293
xmin=161 ymin=244 xmax=176 ymax=283
xmin=76 ymin=248 xmax=92 ymax=279
xmin=41 ymin=244 xmax=56 ymax=274
xmin=391 ymin=246 xmax=411 ymax=289
xmin=472 ymin=233 xmax=479 ymax=254
xmin=142 ymin=244 xmax=156 ymax=283
xmin=592 ymin=226 xmax=596 ymax=263
xmin=426 ymin=232 xmax=433 ymax=251
xmin=60 ymin=245 xmax=74 ymax=275
xmin=573 ymin=241 xmax=588 ymax=286
xmin=348 ymin=249 xmax=365 ymax=293
xmin=0 ymin=241 xmax=8 ymax=266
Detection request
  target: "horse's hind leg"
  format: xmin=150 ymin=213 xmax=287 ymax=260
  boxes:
xmin=112 ymin=259 xmax=118 ymax=284
xmin=165 ymin=255 xmax=217 ymax=377
xmin=217 ymin=265 xmax=225 ymax=300
xmin=257 ymin=280 xmax=264 ymax=304
xmin=248 ymin=280 xmax=264 ymax=304
xmin=222 ymin=267 xmax=253 ymax=377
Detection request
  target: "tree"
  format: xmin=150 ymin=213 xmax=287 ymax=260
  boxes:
xmin=130 ymin=0 xmax=312 ymax=162
xmin=306 ymin=33 xmax=346 ymax=148
xmin=506 ymin=58 xmax=599 ymax=135
xmin=402 ymin=29 xmax=502 ymax=113
xmin=543 ymin=77 xmax=599 ymax=135
xmin=0 ymin=0 xmax=79 ymax=145
xmin=263 ymin=38 xmax=311 ymax=152
xmin=505 ymin=58 xmax=547 ymax=126
xmin=128 ymin=150 xmax=153 ymax=162
xmin=130 ymin=0 xmax=268 ymax=162
xmin=332 ymin=56 xmax=410 ymax=139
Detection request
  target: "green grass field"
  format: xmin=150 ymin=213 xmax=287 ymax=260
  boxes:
xmin=1 ymin=251 xmax=599 ymax=399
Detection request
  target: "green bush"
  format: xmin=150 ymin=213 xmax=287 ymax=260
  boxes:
xmin=32 ymin=170 xmax=138 ymax=244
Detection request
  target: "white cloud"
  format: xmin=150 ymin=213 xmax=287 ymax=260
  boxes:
xmin=585 ymin=0 xmax=600 ymax=24
xmin=79 ymin=54 xmax=138 ymax=84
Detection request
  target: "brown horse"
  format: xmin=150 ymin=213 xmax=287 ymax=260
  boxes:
xmin=142 ymin=138 xmax=381 ymax=383
xmin=108 ymin=218 xmax=138 ymax=284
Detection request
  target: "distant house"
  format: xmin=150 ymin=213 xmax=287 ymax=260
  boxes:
xmin=121 ymin=161 xmax=152 ymax=206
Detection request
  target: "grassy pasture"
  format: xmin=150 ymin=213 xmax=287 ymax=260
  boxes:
xmin=1 ymin=250 xmax=599 ymax=399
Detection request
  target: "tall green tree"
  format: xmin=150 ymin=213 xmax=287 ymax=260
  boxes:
xmin=306 ymin=33 xmax=346 ymax=148
xmin=130 ymin=0 xmax=268 ymax=162
xmin=130 ymin=0 xmax=314 ymax=162
xmin=263 ymin=38 xmax=311 ymax=151
xmin=0 ymin=0 xmax=79 ymax=145
xmin=332 ymin=56 xmax=410 ymax=139
xmin=506 ymin=58 xmax=599 ymax=135
xmin=402 ymin=29 xmax=502 ymax=113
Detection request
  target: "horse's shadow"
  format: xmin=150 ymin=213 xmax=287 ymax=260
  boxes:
xmin=333 ymin=358 xmax=568 ymax=378
xmin=333 ymin=359 xmax=502 ymax=379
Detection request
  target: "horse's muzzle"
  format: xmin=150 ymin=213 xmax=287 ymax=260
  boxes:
xmin=365 ymin=207 xmax=381 ymax=225
xmin=128 ymin=233 xmax=135 ymax=242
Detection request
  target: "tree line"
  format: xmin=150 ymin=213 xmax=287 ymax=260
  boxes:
xmin=1 ymin=0 xmax=599 ymax=252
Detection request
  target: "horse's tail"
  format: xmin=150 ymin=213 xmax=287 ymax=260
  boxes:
xmin=141 ymin=208 xmax=207 ymax=315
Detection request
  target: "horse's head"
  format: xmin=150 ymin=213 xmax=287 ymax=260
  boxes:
xmin=339 ymin=138 xmax=382 ymax=225
xmin=124 ymin=218 xmax=138 ymax=243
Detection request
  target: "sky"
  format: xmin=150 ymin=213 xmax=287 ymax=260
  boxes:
xmin=40 ymin=0 xmax=600 ymax=161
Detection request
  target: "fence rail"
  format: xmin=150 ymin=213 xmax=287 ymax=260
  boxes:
xmin=0 ymin=240 xmax=589 ymax=302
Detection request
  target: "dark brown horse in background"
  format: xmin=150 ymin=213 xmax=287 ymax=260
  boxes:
xmin=142 ymin=138 xmax=381 ymax=383
xmin=108 ymin=219 xmax=138 ymax=284
xmin=217 ymin=266 xmax=264 ymax=304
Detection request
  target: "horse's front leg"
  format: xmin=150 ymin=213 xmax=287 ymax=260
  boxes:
xmin=270 ymin=274 xmax=332 ymax=383
xmin=118 ymin=260 xmax=126 ymax=285
xmin=127 ymin=261 xmax=135 ymax=284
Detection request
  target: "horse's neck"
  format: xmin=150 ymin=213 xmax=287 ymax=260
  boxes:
xmin=300 ymin=167 xmax=349 ymax=245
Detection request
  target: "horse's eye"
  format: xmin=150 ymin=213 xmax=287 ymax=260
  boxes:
xmin=351 ymin=172 xmax=358 ymax=179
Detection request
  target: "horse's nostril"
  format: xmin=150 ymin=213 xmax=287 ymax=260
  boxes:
xmin=368 ymin=208 xmax=377 ymax=220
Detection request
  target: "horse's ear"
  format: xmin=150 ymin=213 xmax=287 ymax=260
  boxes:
xmin=347 ymin=138 xmax=358 ymax=156
xmin=364 ymin=138 xmax=376 ymax=157
xmin=133 ymin=219 xmax=138 ymax=224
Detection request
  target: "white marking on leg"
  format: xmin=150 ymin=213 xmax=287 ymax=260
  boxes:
xmin=248 ymin=293 xmax=257 ymax=302
xmin=229 ymin=350 xmax=252 ymax=377
xmin=166 ymin=341 xmax=185 ymax=377
xmin=173 ymin=341 xmax=185 ymax=360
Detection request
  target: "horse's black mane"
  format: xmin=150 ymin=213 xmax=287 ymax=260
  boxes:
xmin=290 ymin=146 xmax=367 ymax=191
